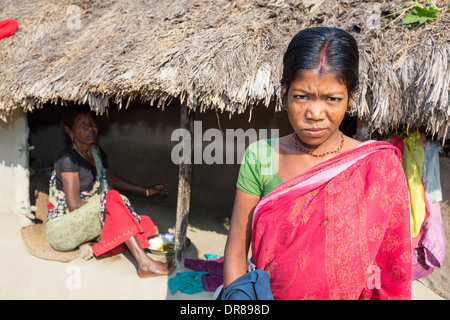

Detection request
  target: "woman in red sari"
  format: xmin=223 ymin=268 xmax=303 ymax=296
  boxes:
xmin=223 ymin=27 xmax=411 ymax=300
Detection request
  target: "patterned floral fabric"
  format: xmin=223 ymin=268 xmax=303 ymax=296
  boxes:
xmin=251 ymin=141 xmax=412 ymax=300
xmin=46 ymin=145 xmax=140 ymax=226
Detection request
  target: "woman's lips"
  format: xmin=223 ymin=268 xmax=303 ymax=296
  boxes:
xmin=303 ymin=128 xmax=327 ymax=137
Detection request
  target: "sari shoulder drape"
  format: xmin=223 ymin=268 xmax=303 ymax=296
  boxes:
xmin=251 ymin=141 xmax=411 ymax=300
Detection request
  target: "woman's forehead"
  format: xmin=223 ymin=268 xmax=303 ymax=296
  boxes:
xmin=74 ymin=112 xmax=96 ymax=124
xmin=291 ymin=69 xmax=347 ymax=93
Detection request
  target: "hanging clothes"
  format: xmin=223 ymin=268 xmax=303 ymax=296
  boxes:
xmin=423 ymin=140 xmax=443 ymax=204
xmin=400 ymin=131 xmax=429 ymax=241
xmin=391 ymin=133 xmax=446 ymax=280
xmin=412 ymin=140 xmax=446 ymax=280
xmin=412 ymin=202 xmax=446 ymax=280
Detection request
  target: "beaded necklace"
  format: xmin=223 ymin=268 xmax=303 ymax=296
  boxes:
xmin=292 ymin=131 xmax=344 ymax=157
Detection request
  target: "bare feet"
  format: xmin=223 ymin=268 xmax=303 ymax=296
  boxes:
xmin=137 ymin=257 xmax=175 ymax=278
xmin=79 ymin=243 xmax=94 ymax=260
xmin=125 ymin=235 xmax=175 ymax=278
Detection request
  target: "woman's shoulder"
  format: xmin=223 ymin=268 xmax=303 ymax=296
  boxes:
xmin=55 ymin=146 xmax=76 ymax=162
xmin=54 ymin=146 xmax=84 ymax=172
xmin=357 ymin=140 xmax=403 ymax=170
xmin=344 ymin=135 xmax=363 ymax=151
xmin=247 ymin=139 xmax=276 ymax=152
xmin=245 ymin=139 xmax=277 ymax=161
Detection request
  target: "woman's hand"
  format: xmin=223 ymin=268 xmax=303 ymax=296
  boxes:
xmin=147 ymin=184 xmax=168 ymax=198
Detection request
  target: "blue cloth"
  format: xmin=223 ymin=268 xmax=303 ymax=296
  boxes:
xmin=423 ymin=140 xmax=442 ymax=204
xmin=168 ymin=271 xmax=208 ymax=294
xmin=221 ymin=269 xmax=273 ymax=300
xmin=205 ymin=253 xmax=221 ymax=260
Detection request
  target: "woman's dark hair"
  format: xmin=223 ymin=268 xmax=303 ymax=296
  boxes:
xmin=62 ymin=105 xmax=97 ymax=128
xmin=281 ymin=27 xmax=359 ymax=103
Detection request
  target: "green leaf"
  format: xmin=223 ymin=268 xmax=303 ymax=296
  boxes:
xmin=402 ymin=5 xmax=439 ymax=24
xmin=403 ymin=11 xmax=420 ymax=24
xmin=419 ymin=15 xmax=433 ymax=24
xmin=414 ymin=5 xmax=439 ymax=18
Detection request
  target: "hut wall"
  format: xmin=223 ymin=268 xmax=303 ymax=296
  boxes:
xmin=0 ymin=109 xmax=31 ymax=224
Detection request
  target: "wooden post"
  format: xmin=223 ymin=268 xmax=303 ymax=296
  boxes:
xmin=174 ymin=102 xmax=194 ymax=266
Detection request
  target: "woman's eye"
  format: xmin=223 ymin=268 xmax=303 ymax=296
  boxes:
xmin=326 ymin=97 xmax=342 ymax=102
xmin=295 ymin=95 xmax=308 ymax=100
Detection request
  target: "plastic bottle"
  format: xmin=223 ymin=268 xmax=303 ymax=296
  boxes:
xmin=99 ymin=170 xmax=111 ymax=194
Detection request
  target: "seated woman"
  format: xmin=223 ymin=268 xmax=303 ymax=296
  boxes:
xmin=45 ymin=106 xmax=173 ymax=278
xmin=223 ymin=27 xmax=412 ymax=299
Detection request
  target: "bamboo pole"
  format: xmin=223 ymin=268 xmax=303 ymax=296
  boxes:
xmin=174 ymin=102 xmax=194 ymax=266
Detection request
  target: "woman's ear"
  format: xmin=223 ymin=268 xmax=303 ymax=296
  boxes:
xmin=279 ymin=83 xmax=289 ymax=117
xmin=281 ymin=83 xmax=287 ymax=100
xmin=64 ymin=125 xmax=73 ymax=141
xmin=281 ymin=83 xmax=289 ymax=108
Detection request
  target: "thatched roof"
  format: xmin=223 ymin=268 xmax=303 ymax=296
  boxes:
xmin=1 ymin=0 xmax=449 ymax=138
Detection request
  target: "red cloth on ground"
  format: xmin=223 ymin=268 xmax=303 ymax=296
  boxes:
xmin=0 ymin=19 xmax=19 ymax=40
xmin=92 ymin=190 xmax=157 ymax=258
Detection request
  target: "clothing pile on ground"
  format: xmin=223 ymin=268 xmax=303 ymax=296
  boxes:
xmin=168 ymin=254 xmax=225 ymax=295
xmin=390 ymin=130 xmax=446 ymax=280
xmin=168 ymin=254 xmax=273 ymax=300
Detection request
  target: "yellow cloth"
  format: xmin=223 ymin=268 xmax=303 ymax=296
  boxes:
xmin=401 ymin=131 xmax=426 ymax=238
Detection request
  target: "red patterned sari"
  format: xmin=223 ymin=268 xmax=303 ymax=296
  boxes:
xmin=251 ymin=141 xmax=412 ymax=300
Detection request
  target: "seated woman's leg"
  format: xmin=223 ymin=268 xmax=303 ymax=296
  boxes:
xmin=92 ymin=191 xmax=154 ymax=256
xmin=45 ymin=194 xmax=102 ymax=252
xmin=92 ymin=190 xmax=174 ymax=276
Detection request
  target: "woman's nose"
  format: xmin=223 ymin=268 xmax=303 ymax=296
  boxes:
xmin=305 ymin=103 xmax=326 ymax=121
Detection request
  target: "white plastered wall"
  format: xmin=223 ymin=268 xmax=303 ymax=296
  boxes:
xmin=0 ymin=109 xmax=31 ymax=225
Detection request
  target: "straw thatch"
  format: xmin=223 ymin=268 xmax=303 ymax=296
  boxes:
xmin=0 ymin=0 xmax=449 ymax=138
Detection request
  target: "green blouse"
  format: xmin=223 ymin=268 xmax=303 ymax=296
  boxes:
xmin=236 ymin=139 xmax=284 ymax=198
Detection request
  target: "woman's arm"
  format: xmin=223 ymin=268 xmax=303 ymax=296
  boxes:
xmin=105 ymin=169 xmax=167 ymax=197
xmin=223 ymin=188 xmax=260 ymax=289
xmin=61 ymin=172 xmax=86 ymax=212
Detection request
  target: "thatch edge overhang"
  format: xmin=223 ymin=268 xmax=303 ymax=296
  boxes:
xmin=1 ymin=0 xmax=449 ymax=139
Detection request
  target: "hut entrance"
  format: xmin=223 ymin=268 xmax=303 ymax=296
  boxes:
xmin=27 ymin=102 xmax=183 ymax=229
xmin=26 ymin=101 xmax=308 ymax=262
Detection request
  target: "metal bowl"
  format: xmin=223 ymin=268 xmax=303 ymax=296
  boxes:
xmin=147 ymin=233 xmax=191 ymax=255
